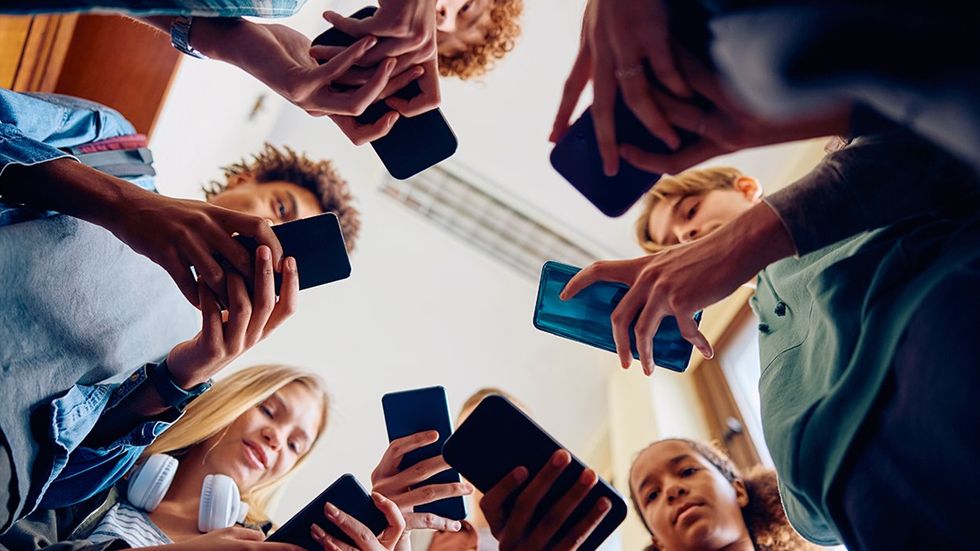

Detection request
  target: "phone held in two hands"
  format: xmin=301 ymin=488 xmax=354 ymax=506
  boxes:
xmin=533 ymin=261 xmax=701 ymax=372
xmin=313 ymin=6 xmax=458 ymax=180
xmin=266 ymin=474 xmax=385 ymax=548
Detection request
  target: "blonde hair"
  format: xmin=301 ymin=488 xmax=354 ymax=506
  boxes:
xmin=141 ymin=365 xmax=330 ymax=525
xmin=459 ymin=387 xmax=526 ymax=420
xmin=630 ymin=439 xmax=819 ymax=551
xmin=635 ymin=167 xmax=745 ymax=253
xmin=438 ymin=0 xmax=523 ymax=80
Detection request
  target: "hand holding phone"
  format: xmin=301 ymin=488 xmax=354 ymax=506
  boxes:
xmin=379 ymin=387 xmax=468 ymax=522
xmin=443 ymin=395 xmax=627 ymax=551
xmin=533 ymin=261 xmax=700 ymax=372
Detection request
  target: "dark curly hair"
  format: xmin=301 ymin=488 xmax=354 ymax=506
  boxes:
xmin=204 ymin=143 xmax=361 ymax=252
xmin=630 ymin=439 xmax=821 ymax=551
xmin=438 ymin=0 xmax=523 ymax=80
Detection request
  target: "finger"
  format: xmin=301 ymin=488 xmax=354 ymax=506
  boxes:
xmin=223 ymin=269 xmax=250 ymax=352
xmin=384 ymin=60 xmax=440 ymax=117
xmin=397 ymin=481 xmax=473 ymax=508
xmin=372 ymin=492 xmax=406 ymax=549
xmin=181 ymin=238 xmax=227 ymax=305
xmin=382 ymin=453 xmax=451 ymax=490
xmin=378 ymin=64 xmax=425 ymax=100
xmin=323 ymin=502 xmax=379 ymax=548
xmin=162 ymin=254 xmax=200 ymax=307
xmin=223 ymin=211 xmax=282 ymax=271
xmin=639 ymin=24 xmax=691 ymax=98
xmin=204 ymin=223 xmax=252 ymax=284
xmin=499 ymin=451 xmax=572 ymax=548
xmin=319 ymin=35 xmax=380 ymax=82
xmin=560 ymin=260 xmax=633 ymax=301
xmin=264 ymin=256 xmax=298 ymax=334
xmin=618 ymin=74 xmax=681 ymax=149
xmin=322 ymin=10 xmax=379 ymax=38
xmin=606 ymin=286 xmax=643 ymax=369
xmin=404 ymin=512 xmax=463 ymax=533
xmin=223 ymin=526 xmax=266 ymax=540
xmin=312 ymin=525 xmax=354 ymax=551
xmin=551 ymin=44 xmax=592 ymax=143
xmin=525 ymin=469 xmax=598 ymax=549
xmin=633 ymin=296 xmax=665 ymax=375
xmin=480 ymin=467 xmax=529 ymax=532
xmin=377 ymin=430 xmax=440 ymax=476
xmin=198 ymin=278 xmax=224 ymax=346
xmin=591 ymin=33 xmax=620 ymax=176
xmin=330 ymin=57 xmax=398 ymax=117
xmin=309 ymin=44 xmax=346 ymax=63
xmin=677 ymin=314 xmax=713 ymax=359
xmin=245 ymin=245 xmax=275 ymax=344
xmin=553 ymin=497 xmax=612 ymax=550
xmin=331 ymin=111 xmax=400 ymax=146
xmin=620 ymin=140 xmax=727 ymax=175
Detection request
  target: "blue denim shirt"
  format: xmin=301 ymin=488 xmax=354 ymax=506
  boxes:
xmin=0 ymin=90 xmax=197 ymax=527
xmin=0 ymin=0 xmax=304 ymax=17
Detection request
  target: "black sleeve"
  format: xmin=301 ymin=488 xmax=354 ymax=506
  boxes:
xmin=764 ymin=129 xmax=980 ymax=256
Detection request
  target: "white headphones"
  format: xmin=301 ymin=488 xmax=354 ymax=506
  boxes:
xmin=127 ymin=454 xmax=249 ymax=533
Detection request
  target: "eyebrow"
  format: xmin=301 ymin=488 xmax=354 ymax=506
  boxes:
xmin=270 ymin=393 xmax=313 ymax=446
xmin=636 ymin=454 xmax=696 ymax=493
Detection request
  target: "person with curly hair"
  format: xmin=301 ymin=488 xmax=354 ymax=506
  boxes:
xmin=629 ymin=439 xmax=820 ymax=551
xmin=435 ymin=0 xmax=524 ymax=80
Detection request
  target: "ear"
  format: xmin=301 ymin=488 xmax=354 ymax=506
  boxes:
xmin=733 ymin=176 xmax=762 ymax=201
xmin=733 ymin=478 xmax=750 ymax=508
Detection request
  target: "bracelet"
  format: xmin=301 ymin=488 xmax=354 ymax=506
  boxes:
xmin=148 ymin=360 xmax=212 ymax=412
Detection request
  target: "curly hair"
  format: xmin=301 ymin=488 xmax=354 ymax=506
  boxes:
xmin=204 ymin=143 xmax=361 ymax=252
xmin=438 ymin=0 xmax=523 ymax=80
xmin=630 ymin=439 xmax=820 ymax=551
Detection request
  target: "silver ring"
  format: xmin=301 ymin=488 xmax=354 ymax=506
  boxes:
xmin=614 ymin=64 xmax=644 ymax=80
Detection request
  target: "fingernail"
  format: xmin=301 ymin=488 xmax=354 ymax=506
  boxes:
xmin=599 ymin=498 xmax=612 ymax=512
xmin=325 ymin=503 xmax=340 ymax=518
xmin=559 ymin=291 xmax=568 ymax=300
xmin=413 ymin=66 xmax=425 ymax=77
xmin=514 ymin=467 xmax=529 ymax=483
xmin=552 ymin=450 xmax=571 ymax=467
xmin=450 ymin=521 xmax=462 ymax=532
xmin=579 ymin=469 xmax=597 ymax=485
xmin=386 ymin=58 xmax=397 ymax=70
xmin=258 ymin=246 xmax=270 ymax=261
xmin=287 ymin=257 xmax=297 ymax=271
xmin=371 ymin=491 xmax=385 ymax=502
xmin=311 ymin=524 xmax=326 ymax=539
xmin=366 ymin=36 xmax=378 ymax=48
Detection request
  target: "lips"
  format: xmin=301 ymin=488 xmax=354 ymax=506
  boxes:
xmin=672 ymin=501 xmax=703 ymax=525
xmin=243 ymin=440 xmax=269 ymax=470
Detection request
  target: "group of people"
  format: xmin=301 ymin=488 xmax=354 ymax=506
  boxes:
xmin=1 ymin=0 xmax=978 ymax=550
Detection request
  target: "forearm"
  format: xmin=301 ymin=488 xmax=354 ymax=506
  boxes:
xmin=722 ymin=200 xmax=797 ymax=281
xmin=0 ymin=158 xmax=153 ymax=232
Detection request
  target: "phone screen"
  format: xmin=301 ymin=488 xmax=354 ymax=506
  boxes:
xmin=443 ymin=395 xmax=627 ymax=551
xmin=381 ymin=386 xmax=466 ymax=521
xmin=266 ymin=474 xmax=385 ymax=547
xmin=532 ymin=261 xmax=699 ymax=372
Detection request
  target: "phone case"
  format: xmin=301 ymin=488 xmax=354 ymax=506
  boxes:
xmin=266 ymin=474 xmax=385 ymax=549
xmin=313 ymin=7 xmax=458 ymax=180
xmin=532 ymin=261 xmax=699 ymax=372
xmin=443 ymin=395 xmax=627 ymax=551
xmin=235 ymin=212 xmax=351 ymax=294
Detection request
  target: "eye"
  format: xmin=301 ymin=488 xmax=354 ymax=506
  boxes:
xmin=686 ymin=201 xmax=699 ymax=220
xmin=260 ymin=404 xmax=274 ymax=418
xmin=288 ymin=440 xmax=299 ymax=453
xmin=460 ymin=0 xmax=473 ymax=13
xmin=681 ymin=467 xmax=699 ymax=477
xmin=276 ymin=198 xmax=287 ymax=220
xmin=646 ymin=489 xmax=660 ymax=503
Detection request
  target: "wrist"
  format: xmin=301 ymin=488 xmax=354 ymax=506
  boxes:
xmin=149 ymin=360 xmax=213 ymax=411
xmin=737 ymin=202 xmax=797 ymax=272
xmin=190 ymin=17 xmax=251 ymax=63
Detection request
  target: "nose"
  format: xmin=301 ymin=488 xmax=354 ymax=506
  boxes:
xmin=677 ymin=225 xmax=700 ymax=244
xmin=665 ymin=483 xmax=688 ymax=503
xmin=435 ymin=3 xmax=456 ymax=32
xmin=261 ymin=425 xmax=283 ymax=452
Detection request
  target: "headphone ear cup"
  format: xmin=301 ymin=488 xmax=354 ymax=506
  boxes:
xmin=198 ymin=474 xmax=244 ymax=532
xmin=126 ymin=454 xmax=178 ymax=512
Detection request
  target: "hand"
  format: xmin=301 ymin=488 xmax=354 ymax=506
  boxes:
xmin=480 ymin=451 xmax=611 ymax=551
xmin=310 ymin=493 xmax=405 ymax=551
xmin=371 ymin=431 xmax=474 ymax=537
xmin=145 ymin=527 xmax=303 ymax=551
xmin=561 ymin=202 xmax=798 ymax=374
xmin=557 ymin=0 xmax=690 ymax=175
xmin=165 ymin=246 xmax=299 ymax=388
xmin=323 ymin=0 xmax=440 ymax=117
xmin=112 ymin=192 xmax=283 ymax=307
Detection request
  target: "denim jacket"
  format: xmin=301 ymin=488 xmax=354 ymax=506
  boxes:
xmin=0 ymin=90 xmax=198 ymax=531
xmin=0 ymin=0 xmax=305 ymax=17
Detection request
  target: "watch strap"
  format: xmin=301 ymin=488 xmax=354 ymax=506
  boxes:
xmin=148 ymin=360 xmax=212 ymax=411
xmin=170 ymin=16 xmax=207 ymax=59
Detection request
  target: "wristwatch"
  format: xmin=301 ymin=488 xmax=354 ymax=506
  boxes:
xmin=170 ymin=15 xmax=207 ymax=59
xmin=148 ymin=360 xmax=212 ymax=411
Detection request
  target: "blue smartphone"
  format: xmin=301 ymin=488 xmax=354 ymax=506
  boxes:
xmin=313 ymin=7 xmax=458 ymax=180
xmin=235 ymin=212 xmax=351 ymax=295
xmin=443 ymin=394 xmax=627 ymax=551
xmin=266 ymin=474 xmax=385 ymax=548
xmin=381 ymin=386 xmax=467 ymax=521
xmin=532 ymin=261 xmax=700 ymax=372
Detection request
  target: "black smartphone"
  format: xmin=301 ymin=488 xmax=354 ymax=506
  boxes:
xmin=234 ymin=212 xmax=351 ymax=294
xmin=266 ymin=474 xmax=386 ymax=549
xmin=550 ymin=90 xmax=707 ymax=217
xmin=532 ymin=261 xmax=700 ymax=372
xmin=381 ymin=386 xmax=466 ymax=521
xmin=313 ymin=6 xmax=458 ymax=180
xmin=443 ymin=395 xmax=628 ymax=551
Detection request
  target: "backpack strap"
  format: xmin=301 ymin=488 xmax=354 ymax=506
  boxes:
xmin=63 ymin=134 xmax=157 ymax=178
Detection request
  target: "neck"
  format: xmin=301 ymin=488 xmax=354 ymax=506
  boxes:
xmin=156 ymin=448 xmax=210 ymax=516
xmin=716 ymin=535 xmax=755 ymax=551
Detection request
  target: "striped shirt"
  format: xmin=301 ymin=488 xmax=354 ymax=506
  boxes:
xmin=88 ymin=502 xmax=173 ymax=548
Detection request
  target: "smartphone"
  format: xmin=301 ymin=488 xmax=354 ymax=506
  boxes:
xmin=443 ymin=395 xmax=627 ymax=551
xmin=381 ymin=386 xmax=466 ymax=521
xmin=532 ymin=261 xmax=700 ymax=372
xmin=549 ymin=89 xmax=707 ymax=218
xmin=313 ymin=6 xmax=458 ymax=180
xmin=266 ymin=474 xmax=386 ymax=549
xmin=234 ymin=212 xmax=351 ymax=294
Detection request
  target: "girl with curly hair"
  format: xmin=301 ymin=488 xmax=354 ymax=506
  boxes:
xmin=436 ymin=0 xmax=523 ymax=80
xmin=629 ymin=439 xmax=820 ymax=551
